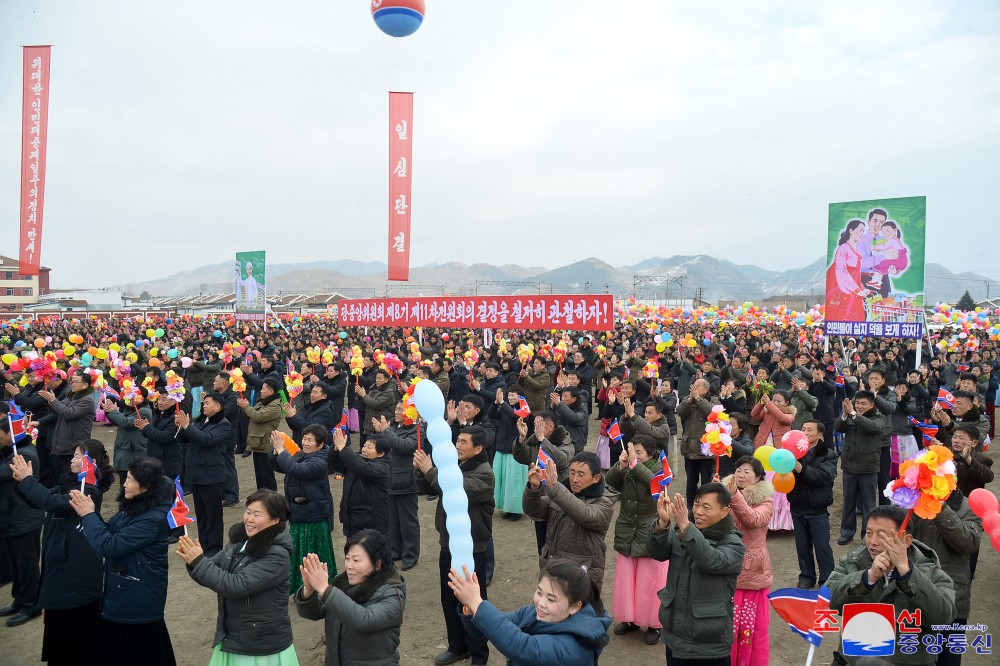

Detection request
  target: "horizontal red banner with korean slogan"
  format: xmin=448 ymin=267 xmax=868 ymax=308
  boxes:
xmin=338 ymin=295 xmax=614 ymax=331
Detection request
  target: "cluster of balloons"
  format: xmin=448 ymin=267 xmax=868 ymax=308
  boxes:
xmin=969 ymin=489 xmax=1000 ymax=553
xmin=753 ymin=430 xmax=810 ymax=494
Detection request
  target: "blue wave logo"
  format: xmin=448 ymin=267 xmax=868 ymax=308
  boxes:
xmin=843 ymin=639 xmax=895 ymax=657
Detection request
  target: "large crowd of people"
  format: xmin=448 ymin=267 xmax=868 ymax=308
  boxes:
xmin=0 ymin=312 xmax=997 ymax=665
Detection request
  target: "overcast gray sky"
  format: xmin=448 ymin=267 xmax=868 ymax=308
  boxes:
xmin=3 ymin=0 xmax=998 ymax=287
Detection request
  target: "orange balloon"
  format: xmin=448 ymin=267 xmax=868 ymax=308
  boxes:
xmin=87 ymin=346 xmax=99 ymax=356
xmin=34 ymin=338 xmax=45 ymax=348
xmin=148 ymin=358 xmax=160 ymax=367
xmin=772 ymin=472 xmax=795 ymax=494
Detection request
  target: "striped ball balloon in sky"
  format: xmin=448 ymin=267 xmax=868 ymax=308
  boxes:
xmin=371 ymin=0 xmax=425 ymax=38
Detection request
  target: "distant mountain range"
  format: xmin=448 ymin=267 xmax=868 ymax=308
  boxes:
xmin=109 ymin=256 xmax=992 ymax=305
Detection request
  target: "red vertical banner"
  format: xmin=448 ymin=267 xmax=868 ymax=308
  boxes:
xmin=19 ymin=46 xmax=52 ymax=275
xmin=388 ymin=91 xmax=413 ymax=281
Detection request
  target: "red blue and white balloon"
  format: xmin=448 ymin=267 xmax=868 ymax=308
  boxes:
xmin=371 ymin=0 xmax=425 ymax=38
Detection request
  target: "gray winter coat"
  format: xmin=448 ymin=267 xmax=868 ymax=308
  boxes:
xmin=295 ymin=569 xmax=406 ymax=666
xmin=46 ymin=386 xmax=96 ymax=455
xmin=513 ymin=426 xmax=574 ymax=482
xmin=620 ymin=413 xmax=672 ymax=455
xmin=187 ymin=523 xmax=294 ymax=657
xmin=383 ymin=422 xmax=419 ymax=495
xmin=106 ymin=404 xmax=152 ymax=472
xmin=909 ymin=492 xmax=982 ymax=618
xmin=554 ymin=401 xmax=589 ymax=453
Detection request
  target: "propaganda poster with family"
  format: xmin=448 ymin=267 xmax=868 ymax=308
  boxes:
xmin=824 ymin=196 xmax=927 ymax=339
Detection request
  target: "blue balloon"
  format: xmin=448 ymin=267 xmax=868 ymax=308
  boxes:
xmin=81 ymin=352 xmax=93 ymax=365
xmin=338 ymin=331 xmax=348 ymax=340
xmin=214 ymin=330 xmax=222 ymax=338
xmin=412 ymin=380 xmax=474 ymax=572
xmin=14 ymin=340 xmax=25 ymax=348
xmin=769 ymin=448 xmax=796 ymax=475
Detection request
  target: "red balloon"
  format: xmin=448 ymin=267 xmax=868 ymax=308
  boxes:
xmin=442 ymin=333 xmax=450 ymax=341
xmin=968 ymin=488 xmax=999 ymax=518
xmin=982 ymin=512 xmax=1000 ymax=535
xmin=780 ymin=429 xmax=810 ymax=459
xmin=8 ymin=360 xmax=21 ymax=372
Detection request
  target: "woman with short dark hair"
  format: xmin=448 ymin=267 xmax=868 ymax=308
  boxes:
xmin=176 ymin=489 xmax=298 ymax=665
xmin=296 ymin=529 xmax=406 ymax=665
xmin=69 ymin=456 xmax=176 ymax=665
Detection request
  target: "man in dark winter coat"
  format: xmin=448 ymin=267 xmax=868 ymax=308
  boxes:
xmin=177 ymin=392 xmax=231 ymax=557
xmin=552 ymin=386 xmax=589 ymax=454
xmin=0 ymin=420 xmax=44 ymax=625
xmin=38 ymin=371 xmax=96 ymax=482
xmin=414 ymin=425 xmax=494 ymax=666
xmin=374 ymin=401 xmax=421 ymax=570
xmin=136 ymin=389 xmax=183 ymax=479
xmin=788 ymin=420 xmax=839 ymax=589
xmin=447 ymin=395 xmax=496 ymax=461
xmin=835 ymin=391 xmax=889 ymax=545
xmin=213 ymin=372 xmax=241 ymax=506
xmin=284 ymin=382 xmax=335 ymax=444
xmin=328 ymin=428 xmax=390 ymax=537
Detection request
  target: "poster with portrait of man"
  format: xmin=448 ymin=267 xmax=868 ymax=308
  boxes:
xmin=824 ymin=196 xmax=926 ymax=339
xmin=235 ymin=250 xmax=266 ymax=322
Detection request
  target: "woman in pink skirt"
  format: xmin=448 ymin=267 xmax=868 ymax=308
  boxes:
xmin=750 ymin=391 xmax=796 ymax=531
xmin=723 ymin=456 xmax=774 ymax=666
xmin=604 ymin=434 xmax=669 ymax=646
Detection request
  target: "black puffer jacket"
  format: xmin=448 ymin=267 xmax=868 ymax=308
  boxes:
xmin=187 ymin=523 xmax=294 ymax=657
xmin=285 ymin=400 xmax=335 ymax=445
xmin=787 ymin=443 xmax=839 ymax=512
xmin=17 ymin=474 xmax=105 ymax=609
xmin=180 ymin=411 xmax=231 ymax=486
xmin=141 ymin=404 xmax=183 ymax=477
xmin=328 ymin=446 xmax=390 ymax=537
xmin=1 ymin=443 xmax=44 ymax=537
xmin=269 ymin=448 xmax=334 ymax=524
xmin=382 ymin=422 xmax=419 ymax=495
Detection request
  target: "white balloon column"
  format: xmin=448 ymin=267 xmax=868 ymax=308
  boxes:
xmin=411 ymin=380 xmax=475 ymax=572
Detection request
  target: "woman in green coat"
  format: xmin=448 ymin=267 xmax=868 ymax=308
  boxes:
xmin=605 ymin=435 xmax=670 ymax=646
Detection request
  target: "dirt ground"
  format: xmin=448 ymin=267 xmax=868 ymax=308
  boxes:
xmin=2 ymin=418 xmax=999 ymax=665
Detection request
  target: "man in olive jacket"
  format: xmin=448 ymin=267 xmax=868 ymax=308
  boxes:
xmin=835 ymin=390 xmax=890 ymax=545
xmin=522 ymin=451 xmax=618 ymax=594
xmin=414 ymin=425 xmax=494 ymax=666
xmin=619 ymin=396 xmax=672 ymax=456
xmin=645 ymin=483 xmax=745 ymax=663
xmin=827 ymin=505 xmax=956 ymax=665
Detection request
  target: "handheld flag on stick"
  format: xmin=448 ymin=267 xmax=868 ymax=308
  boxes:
xmin=650 ymin=449 xmax=673 ymax=500
xmin=336 ymin=409 xmax=349 ymax=435
xmin=6 ymin=400 xmax=27 ymax=453
xmin=768 ymin=585 xmax=832 ymax=666
xmin=78 ymin=452 xmax=97 ymax=492
xmin=908 ymin=416 xmax=939 ymax=441
xmin=608 ymin=418 xmax=623 ymax=443
xmin=536 ymin=448 xmax=555 ymax=487
xmin=167 ymin=477 xmax=195 ymax=533
xmin=514 ymin=395 xmax=531 ymax=419
xmin=937 ymin=388 xmax=956 ymax=410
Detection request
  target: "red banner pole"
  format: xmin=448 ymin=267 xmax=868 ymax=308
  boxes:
xmin=388 ymin=92 xmax=414 ymax=281
xmin=19 ymin=46 xmax=52 ymax=275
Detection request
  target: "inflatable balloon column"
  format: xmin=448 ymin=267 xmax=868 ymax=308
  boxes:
xmin=371 ymin=0 xmax=425 ymax=37
xmin=411 ymin=379 xmax=475 ymax=572
xmin=968 ymin=488 xmax=1000 ymax=553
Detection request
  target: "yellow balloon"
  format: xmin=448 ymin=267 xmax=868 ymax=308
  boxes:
xmin=126 ymin=352 xmax=138 ymax=363
xmin=146 ymin=329 xmax=156 ymax=338
xmin=754 ymin=445 xmax=776 ymax=472
xmin=109 ymin=343 xmax=121 ymax=352
xmin=95 ymin=348 xmax=109 ymax=360
xmin=1 ymin=353 xmax=17 ymax=364
xmin=655 ymin=342 xmax=667 ymax=353
xmin=150 ymin=347 xmax=159 ymax=357
xmin=63 ymin=345 xmax=76 ymax=355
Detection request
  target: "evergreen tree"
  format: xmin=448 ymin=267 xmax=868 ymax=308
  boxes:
xmin=957 ymin=290 xmax=975 ymax=311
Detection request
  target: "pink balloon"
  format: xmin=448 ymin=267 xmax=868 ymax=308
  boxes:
xmin=982 ymin=512 xmax=1000 ymax=535
xmin=781 ymin=429 xmax=810 ymax=459
xmin=180 ymin=357 xmax=193 ymax=369
xmin=969 ymin=488 xmax=999 ymax=518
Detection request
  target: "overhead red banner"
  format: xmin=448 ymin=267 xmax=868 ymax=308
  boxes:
xmin=388 ymin=91 xmax=413 ymax=281
xmin=19 ymin=46 xmax=52 ymax=275
xmin=338 ymin=295 xmax=615 ymax=331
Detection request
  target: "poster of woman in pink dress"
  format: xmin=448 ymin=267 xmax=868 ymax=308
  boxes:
xmin=824 ymin=218 xmax=872 ymax=322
